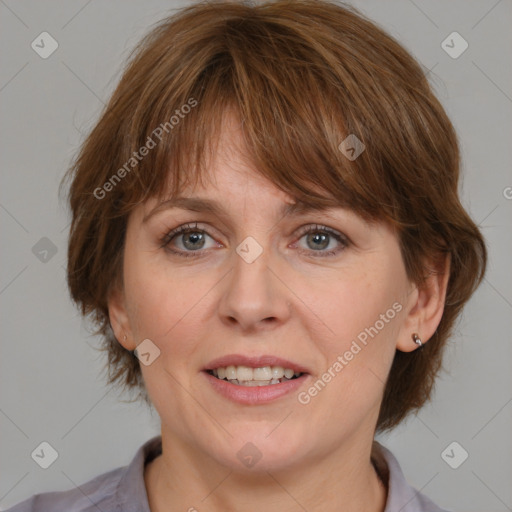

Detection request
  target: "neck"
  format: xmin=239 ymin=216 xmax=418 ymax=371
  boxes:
xmin=144 ymin=431 xmax=388 ymax=512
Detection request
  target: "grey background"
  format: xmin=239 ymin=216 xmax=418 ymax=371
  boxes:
xmin=1 ymin=1 xmax=511 ymax=510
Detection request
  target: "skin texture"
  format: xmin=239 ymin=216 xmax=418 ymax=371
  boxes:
xmin=108 ymin=113 xmax=449 ymax=512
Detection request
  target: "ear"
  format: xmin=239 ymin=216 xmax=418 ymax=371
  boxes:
xmin=396 ymin=254 xmax=450 ymax=352
xmin=107 ymin=285 xmax=136 ymax=351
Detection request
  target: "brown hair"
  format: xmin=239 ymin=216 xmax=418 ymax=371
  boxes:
xmin=62 ymin=0 xmax=486 ymax=432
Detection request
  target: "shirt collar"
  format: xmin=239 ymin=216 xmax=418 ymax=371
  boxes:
xmin=372 ymin=440 xmax=443 ymax=511
xmin=114 ymin=435 xmax=162 ymax=512
xmin=114 ymin=436 xmax=440 ymax=512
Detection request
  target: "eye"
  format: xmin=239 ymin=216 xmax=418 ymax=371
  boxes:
xmin=160 ymin=222 xmax=349 ymax=259
xmin=294 ymin=224 xmax=349 ymax=257
xmin=160 ymin=222 xmax=219 ymax=258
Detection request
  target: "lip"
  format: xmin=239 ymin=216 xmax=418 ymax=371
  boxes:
xmin=202 ymin=353 xmax=311 ymax=405
xmin=203 ymin=354 xmax=311 ymax=374
xmin=202 ymin=371 xmax=310 ymax=405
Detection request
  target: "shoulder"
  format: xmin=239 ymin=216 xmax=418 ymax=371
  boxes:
xmin=5 ymin=466 xmax=124 ymax=512
xmin=5 ymin=436 xmax=162 ymax=512
xmin=372 ymin=441 xmax=453 ymax=512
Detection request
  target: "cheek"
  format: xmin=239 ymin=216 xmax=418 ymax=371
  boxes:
xmin=121 ymin=249 xmax=213 ymax=418
xmin=290 ymin=276 xmax=403 ymax=454
xmin=121 ymin=243 xmax=205 ymax=352
xmin=122 ymin=254 xmax=236 ymax=383
xmin=299 ymin=260 xmax=406 ymax=400
xmin=304 ymin=269 xmax=404 ymax=351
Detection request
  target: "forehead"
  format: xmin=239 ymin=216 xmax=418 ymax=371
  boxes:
xmin=133 ymin=100 xmax=384 ymax=232
xmin=143 ymin=111 xmax=343 ymax=218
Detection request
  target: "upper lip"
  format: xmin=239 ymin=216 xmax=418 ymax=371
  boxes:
xmin=204 ymin=354 xmax=311 ymax=374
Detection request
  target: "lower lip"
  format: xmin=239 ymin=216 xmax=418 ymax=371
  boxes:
xmin=202 ymin=371 xmax=309 ymax=405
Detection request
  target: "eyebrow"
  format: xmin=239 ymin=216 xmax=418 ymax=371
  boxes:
xmin=142 ymin=196 xmax=340 ymax=223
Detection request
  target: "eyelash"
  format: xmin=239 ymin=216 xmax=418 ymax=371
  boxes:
xmin=160 ymin=222 xmax=349 ymax=259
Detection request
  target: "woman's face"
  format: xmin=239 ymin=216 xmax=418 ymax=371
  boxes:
xmin=111 ymin=113 xmax=420 ymax=472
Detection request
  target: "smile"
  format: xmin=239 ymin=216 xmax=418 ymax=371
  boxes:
xmin=207 ymin=365 xmax=303 ymax=386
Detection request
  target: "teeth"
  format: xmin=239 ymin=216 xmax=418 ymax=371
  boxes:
xmin=271 ymin=366 xmax=285 ymax=379
xmin=236 ymin=365 xmax=254 ymax=381
xmin=253 ymin=366 xmax=272 ymax=380
xmin=225 ymin=365 xmax=237 ymax=380
xmin=237 ymin=380 xmax=271 ymax=387
xmin=210 ymin=364 xmax=302 ymax=384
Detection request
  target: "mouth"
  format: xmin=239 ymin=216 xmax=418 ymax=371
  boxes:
xmin=202 ymin=355 xmax=310 ymax=404
xmin=206 ymin=365 xmax=304 ymax=386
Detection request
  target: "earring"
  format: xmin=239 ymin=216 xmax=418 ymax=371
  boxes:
xmin=412 ymin=333 xmax=422 ymax=348
xmin=123 ymin=334 xmax=127 ymax=342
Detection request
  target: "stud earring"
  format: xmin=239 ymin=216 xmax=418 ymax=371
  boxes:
xmin=412 ymin=333 xmax=422 ymax=348
xmin=123 ymin=334 xmax=127 ymax=342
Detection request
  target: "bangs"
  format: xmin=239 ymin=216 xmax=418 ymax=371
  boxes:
xmin=112 ymin=5 xmax=413 ymax=224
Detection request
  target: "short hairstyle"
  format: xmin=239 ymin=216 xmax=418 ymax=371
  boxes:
xmin=63 ymin=0 xmax=487 ymax=432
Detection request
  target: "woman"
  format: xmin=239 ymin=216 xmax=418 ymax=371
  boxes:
xmin=8 ymin=1 xmax=486 ymax=511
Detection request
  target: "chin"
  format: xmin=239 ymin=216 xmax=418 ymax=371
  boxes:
xmin=211 ymin=425 xmax=307 ymax=472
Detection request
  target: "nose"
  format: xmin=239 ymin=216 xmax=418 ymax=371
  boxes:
xmin=218 ymin=242 xmax=292 ymax=333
